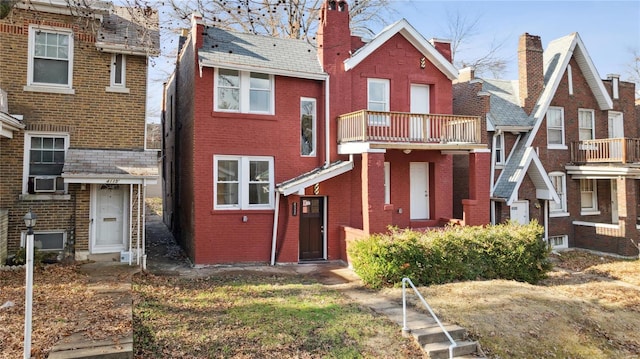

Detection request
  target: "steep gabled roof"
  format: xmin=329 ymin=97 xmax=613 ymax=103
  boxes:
xmin=492 ymin=133 xmax=560 ymax=206
xmin=198 ymin=27 xmax=326 ymax=80
xmin=96 ymin=5 xmax=160 ymax=56
xmin=525 ymin=32 xmax=613 ymax=147
xmin=344 ymin=19 xmax=458 ymax=80
xmin=482 ymin=79 xmax=532 ymax=129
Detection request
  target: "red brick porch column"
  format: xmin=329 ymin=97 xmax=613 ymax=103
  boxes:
xmin=361 ymin=152 xmax=391 ymax=234
xmin=463 ymin=150 xmax=490 ymax=226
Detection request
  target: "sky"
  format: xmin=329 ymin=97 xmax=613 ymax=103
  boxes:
xmin=146 ymin=0 xmax=640 ymax=122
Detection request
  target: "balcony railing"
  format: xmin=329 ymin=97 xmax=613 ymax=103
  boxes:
xmin=570 ymin=138 xmax=640 ymax=164
xmin=337 ymin=110 xmax=482 ymax=144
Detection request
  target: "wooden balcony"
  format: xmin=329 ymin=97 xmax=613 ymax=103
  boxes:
xmin=570 ymin=138 xmax=640 ymax=164
xmin=337 ymin=110 xmax=482 ymax=149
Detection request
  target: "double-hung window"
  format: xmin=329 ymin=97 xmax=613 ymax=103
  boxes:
xmin=215 ymin=68 xmax=273 ymax=114
xmin=580 ymin=179 xmax=598 ymax=214
xmin=24 ymin=133 xmax=68 ymax=194
xmin=493 ymin=133 xmax=505 ymax=166
xmin=367 ymin=78 xmax=390 ymax=126
xmin=578 ymin=109 xmax=595 ymax=141
xmin=214 ymin=155 xmax=274 ymax=210
xmin=27 ymin=25 xmax=74 ymax=92
xmin=546 ymin=107 xmax=565 ymax=148
xmin=549 ymin=172 xmax=567 ymax=215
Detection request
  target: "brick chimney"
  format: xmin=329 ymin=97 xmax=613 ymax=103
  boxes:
xmin=518 ymin=33 xmax=544 ymax=114
xmin=317 ymin=0 xmax=350 ymax=73
xmin=191 ymin=12 xmax=204 ymax=50
xmin=429 ymin=38 xmax=452 ymax=63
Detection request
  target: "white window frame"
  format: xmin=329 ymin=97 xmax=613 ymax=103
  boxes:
xmin=547 ymin=234 xmax=568 ymax=249
xmin=578 ymin=109 xmax=595 ymax=141
xmin=213 ymin=155 xmax=274 ymax=210
xmin=546 ymin=106 xmax=566 ymax=149
xmin=106 ymin=53 xmax=130 ymax=93
xmin=384 ymin=162 xmax=390 ymax=204
xmin=567 ymin=64 xmax=573 ymax=95
xmin=21 ymin=230 xmax=67 ymax=252
xmin=367 ymin=78 xmax=390 ymax=126
xmin=213 ymin=68 xmax=274 ymax=114
xmin=580 ymin=179 xmax=599 ymax=215
xmin=493 ymin=133 xmax=505 ymax=166
xmin=22 ymin=132 xmax=70 ymax=195
xmin=300 ymin=97 xmax=316 ymax=157
xmin=549 ymin=171 xmax=568 ymax=216
xmin=25 ymin=24 xmax=74 ymax=94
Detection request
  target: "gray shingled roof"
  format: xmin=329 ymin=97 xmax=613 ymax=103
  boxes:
xmin=198 ymin=27 xmax=325 ymax=79
xmin=482 ymin=79 xmax=532 ymax=128
xmin=62 ymin=149 xmax=158 ymax=179
xmin=492 ymin=132 xmax=531 ymax=200
xmin=96 ymin=4 xmax=160 ymax=56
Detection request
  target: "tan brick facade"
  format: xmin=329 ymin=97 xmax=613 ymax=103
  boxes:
xmin=0 ymin=6 xmax=151 ymax=261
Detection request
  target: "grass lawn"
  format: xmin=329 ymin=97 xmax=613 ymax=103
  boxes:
xmin=132 ymin=271 xmax=424 ymax=358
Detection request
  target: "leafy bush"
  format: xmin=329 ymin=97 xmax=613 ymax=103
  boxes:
xmin=348 ymin=221 xmax=551 ymax=288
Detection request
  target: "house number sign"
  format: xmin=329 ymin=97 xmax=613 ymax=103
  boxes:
xmin=106 ymin=179 xmax=120 ymax=184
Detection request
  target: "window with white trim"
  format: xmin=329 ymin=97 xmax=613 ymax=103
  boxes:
xmin=367 ymin=78 xmax=390 ymax=126
xmin=22 ymin=231 xmax=66 ymax=251
xmin=214 ymin=155 xmax=274 ymax=209
xmin=384 ymin=162 xmax=390 ymax=204
xmin=546 ymin=107 xmax=565 ymax=148
xmin=578 ymin=109 xmax=595 ymax=141
xmin=24 ymin=133 xmax=69 ymax=194
xmin=493 ymin=133 xmax=505 ymax=166
xmin=214 ymin=68 xmax=273 ymax=114
xmin=547 ymin=234 xmax=568 ymax=249
xmin=549 ymin=172 xmax=567 ymax=214
xmin=300 ymin=98 xmax=316 ymax=156
xmin=27 ymin=25 xmax=73 ymax=89
xmin=111 ymin=54 xmax=126 ymax=88
xmin=580 ymin=179 xmax=598 ymax=213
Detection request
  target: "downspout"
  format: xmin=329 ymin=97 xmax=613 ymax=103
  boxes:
xmin=270 ymin=191 xmax=281 ymax=265
xmin=325 ymin=74 xmax=330 ymax=167
xmin=137 ymin=183 xmax=141 ymax=266
xmin=142 ymin=179 xmax=147 ymax=270
xmin=544 ymin=199 xmax=549 ymax=244
xmin=129 ymin=185 xmax=133 ymax=265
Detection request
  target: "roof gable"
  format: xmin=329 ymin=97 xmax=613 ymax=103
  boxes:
xmin=343 ymin=19 xmax=458 ymax=80
xmin=198 ymin=27 xmax=325 ymax=80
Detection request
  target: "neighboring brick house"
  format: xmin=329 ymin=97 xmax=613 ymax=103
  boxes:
xmin=163 ymin=0 xmax=490 ymax=265
xmin=0 ymin=0 xmax=159 ymax=264
xmin=454 ymin=32 xmax=639 ymax=257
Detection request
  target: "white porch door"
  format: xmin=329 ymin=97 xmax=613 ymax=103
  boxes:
xmin=608 ymin=112 xmax=624 ymax=160
xmin=410 ymin=84 xmax=430 ymax=141
xmin=611 ymin=180 xmax=619 ymax=223
xmin=410 ymin=162 xmax=429 ymax=220
xmin=510 ymin=200 xmax=530 ymax=225
xmin=92 ymin=185 xmax=128 ymax=253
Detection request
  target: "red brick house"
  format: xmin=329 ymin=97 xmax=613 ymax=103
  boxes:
xmin=163 ymin=0 xmax=490 ymax=265
xmin=0 ymin=0 xmax=159 ymax=265
xmin=454 ymin=32 xmax=639 ymax=257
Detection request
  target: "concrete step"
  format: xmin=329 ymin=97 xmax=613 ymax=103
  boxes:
xmin=424 ymin=340 xmax=479 ymax=359
xmin=47 ymin=336 xmax=132 ymax=359
xmin=411 ymin=324 xmax=467 ymax=345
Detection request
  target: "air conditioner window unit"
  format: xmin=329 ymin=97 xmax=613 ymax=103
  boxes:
xmin=34 ymin=176 xmax=56 ymax=192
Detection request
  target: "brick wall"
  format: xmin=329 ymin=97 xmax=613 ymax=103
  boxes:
xmin=0 ymin=209 xmax=7 ymax=264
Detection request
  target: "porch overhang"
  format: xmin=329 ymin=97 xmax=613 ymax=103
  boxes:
xmin=277 ymin=160 xmax=354 ymax=196
xmin=566 ymin=165 xmax=640 ymax=179
xmin=0 ymin=112 xmax=25 ymax=138
xmin=62 ymin=149 xmax=158 ymax=185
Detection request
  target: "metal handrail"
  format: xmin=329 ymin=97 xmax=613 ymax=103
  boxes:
xmin=402 ymin=277 xmax=457 ymax=359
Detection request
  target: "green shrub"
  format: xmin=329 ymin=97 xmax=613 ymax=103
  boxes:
xmin=348 ymin=221 xmax=551 ymax=288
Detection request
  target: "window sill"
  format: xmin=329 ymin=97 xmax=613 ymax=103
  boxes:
xmin=23 ymin=85 xmax=75 ymax=95
xmin=105 ymin=86 xmax=130 ymax=94
xmin=212 ymin=111 xmax=277 ymax=121
xmin=211 ymin=209 xmax=274 ymax=214
xmin=549 ymin=211 xmax=570 ymax=218
xmin=20 ymin=193 xmax=71 ymax=201
xmin=547 ymin=145 xmax=568 ymax=150
xmin=580 ymin=210 xmax=601 ymax=216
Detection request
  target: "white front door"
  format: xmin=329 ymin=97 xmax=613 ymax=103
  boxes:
xmin=611 ymin=180 xmax=619 ymax=223
xmin=608 ymin=111 xmax=624 ymax=159
xmin=510 ymin=200 xmax=530 ymax=225
xmin=410 ymin=84 xmax=430 ymax=140
xmin=92 ymin=184 xmax=128 ymax=253
xmin=410 ymin=162 xmax=429 ymax=220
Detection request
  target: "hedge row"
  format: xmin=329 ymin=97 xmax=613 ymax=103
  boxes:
xmin=347 ymin=221 xmax=551 ymax=288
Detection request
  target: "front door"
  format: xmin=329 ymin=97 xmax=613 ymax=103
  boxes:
xmin=92 ymin=184 xmax=128 ymax=253
xmin=510 ymin=200 xmax=530 ymax=225
xmin=410 ymin=162 xmax=429 ymax=220
xmin=299 ymin=197 xmax=324 ymax=261
xmin=410 ymin=84 xmax=430 ymax=140
xmin=608 ymin=111 xmax=624 ymax=159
